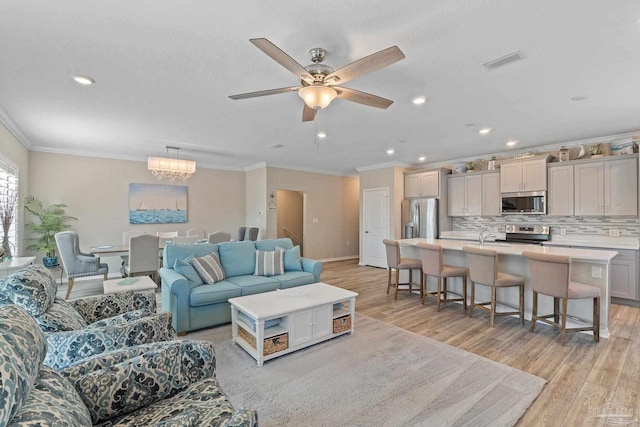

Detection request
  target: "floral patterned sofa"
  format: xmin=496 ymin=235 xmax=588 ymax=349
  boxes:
xmin=0 ymin=265 xmax=176 ymax=369
xmin=0 ymin=304 xmax=258 ymax=426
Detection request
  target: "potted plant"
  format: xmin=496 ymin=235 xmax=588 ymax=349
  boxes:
xmin=24 ymin=195 xmax=77 ymax=267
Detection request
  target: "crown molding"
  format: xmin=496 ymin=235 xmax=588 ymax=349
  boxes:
xmin=0 ymin=104 xmax=33 ymax=150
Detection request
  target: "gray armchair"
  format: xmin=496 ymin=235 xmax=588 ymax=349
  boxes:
xmin=55 ymin=231 xmax=109 ymax=299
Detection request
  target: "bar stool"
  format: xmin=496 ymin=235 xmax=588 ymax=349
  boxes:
xmin=523 ymin=251 xmax=600 ymax=345
xmin=417 ymin=242 xmax=467 ymax=311
xmin=463 ymin=246 xmax=525 ymax=327
xmin=382 ymin=239 xmax=423 ymax=300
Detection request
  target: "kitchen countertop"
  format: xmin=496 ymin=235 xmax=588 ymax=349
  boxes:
xmin=542 ymin=235 xmax=639 ymax=250
xmin=399 ymin=238 xmax=618 ymax=262
xmin=440 ymin=231 xmax=639 ymax=250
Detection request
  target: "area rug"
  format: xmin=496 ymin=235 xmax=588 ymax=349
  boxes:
xmin=187 ymin=313 xmax=545 ymax=427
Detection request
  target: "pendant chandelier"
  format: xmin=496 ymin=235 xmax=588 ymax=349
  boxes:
xmin=147 ymin=146 xmax=196 ymax=182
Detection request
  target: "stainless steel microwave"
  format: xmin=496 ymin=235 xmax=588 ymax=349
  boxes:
xmin=501 ymin=191 xmax=546 ymax=215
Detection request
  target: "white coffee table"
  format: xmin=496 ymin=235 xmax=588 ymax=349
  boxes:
xmin=229 ymin=282 xmax=358 ymax=366
xmin=103 ymin=276 xmax=158 ymax=294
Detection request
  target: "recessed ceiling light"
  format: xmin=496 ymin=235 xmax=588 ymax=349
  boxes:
xmin=72 ymin=75 xmax=95 ymax=85
xmin=506 ymin=140 xmax=518 ymax=147
xmin=418 ymin=156 xmax=426 ymax=162
xmin=479 ymin=128 xmax=492 ymax=135
xmin=386 ymin=149 xmax=395 ymax=155
xmin=317 ymin=132 xmax=327 ymax=138
xmin=412 ymin=96 xmax=426 ymax=105
xmin=571 ymin=96 xmax=588 ymax=101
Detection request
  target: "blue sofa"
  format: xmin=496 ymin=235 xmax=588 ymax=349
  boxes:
xmin=159 ymin=238 xmax=323 ymax=334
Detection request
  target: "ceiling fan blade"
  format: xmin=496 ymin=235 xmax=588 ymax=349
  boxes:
xmin=229 ymin=86 xmax=300 ymax=100
xmin=250 ymin=38 xmax=315 ymax=84
xmin=335 ymin=87 xmax=393 ymax=109
xmin=324 ymin=46 xmax=405 ymax=85
xmin=302 ymin=104 xmax=317 ymax=122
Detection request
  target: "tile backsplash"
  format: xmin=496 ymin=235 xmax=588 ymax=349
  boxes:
xmin=452 ymin=215 xmax=639 ymax=237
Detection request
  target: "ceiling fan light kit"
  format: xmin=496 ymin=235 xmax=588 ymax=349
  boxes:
xmin=298 ymin=85 xmax=337 ymax=109
xmin=229 ymin=38 xmax=405 ymax=121
xmin=147 ymin=146 xmax=196 ymax=182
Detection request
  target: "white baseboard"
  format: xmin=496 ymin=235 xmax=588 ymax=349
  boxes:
xmin=317 ymin=255 xmax=359 ymax=263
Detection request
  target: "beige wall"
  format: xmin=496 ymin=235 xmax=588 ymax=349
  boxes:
xmin=276 ymin=189 xmax=303 ymax=244
xmin=28 ymin=152 xmax=245 ymax=265
xmin=13 ymin=147 xmax=359 ymax=265
xmin=265 ymin=167 xmax=359 ymax=260
xmin=245 ymin=166 xmax=267 ymax=239
xmin=0 ymin=122 xmax=29 ymax=254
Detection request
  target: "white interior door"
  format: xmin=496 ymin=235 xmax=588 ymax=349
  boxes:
xmin=362 ymin=188 xmax=389 ymax=268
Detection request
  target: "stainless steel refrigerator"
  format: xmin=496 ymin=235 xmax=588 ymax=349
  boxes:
xmin=401 ymin=198 xmax=439 ymax=239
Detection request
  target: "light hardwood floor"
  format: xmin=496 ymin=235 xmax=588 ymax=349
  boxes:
xmin=60 ymin=260 xmax=639 ymax=426
xmin=322 ymin=260 xmax=640 ymax=427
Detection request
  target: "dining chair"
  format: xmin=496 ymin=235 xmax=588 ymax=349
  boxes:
xmin=186 ymin=228 xmax=205 ymax=239
xmin=123 ymin=234 xmax=160 ymax=281
xmin=382 ymin=239 xmax=423 ymax=300
xmin=463 ymin=245 xmax=525 ymax=327
xmin=173 ymin=235 xmax=199 ymax=245
xmin=523 ymin=251 xmax=600 ymax=345
xmin=54 ymin=231 xmax=109 ymax=300
xmin=157 ymin=231 xmax=178 ymax=240
xmin=120 ymin=230 xmax=146 ymax=273
xmin=237 ymin=227 xmax=259 ymax=241
xmin=208 ymin=231 xmax=231 ymax=244
xmin=417 ymin=242 xmax=467 ymax=311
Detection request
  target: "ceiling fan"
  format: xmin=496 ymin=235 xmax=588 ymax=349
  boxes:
xmin=229 ymin=38 xmax=405 ymax=122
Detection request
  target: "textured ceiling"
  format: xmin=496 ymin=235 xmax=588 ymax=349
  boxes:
xmin=1 ymin=1 xmax=639 ymax=175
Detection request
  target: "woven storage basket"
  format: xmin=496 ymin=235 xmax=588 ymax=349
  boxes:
xmin=238 ymin=326 xmax=288 ymax=356
xmin=333 ymin=314 xmax=352 ymax=334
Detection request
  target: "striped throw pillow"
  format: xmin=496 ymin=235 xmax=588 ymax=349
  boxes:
xmin=254 ymin=250 xmax=284 ymax=277
xmin=190 ymin=253 xmax=225 ymax=284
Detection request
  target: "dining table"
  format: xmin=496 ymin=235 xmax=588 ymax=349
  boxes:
xmin=89 ymin=239 xmax=209 ymax=256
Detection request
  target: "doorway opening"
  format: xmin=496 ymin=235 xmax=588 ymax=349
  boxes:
xmin=276 ymin=189 xmax=304 ymax=255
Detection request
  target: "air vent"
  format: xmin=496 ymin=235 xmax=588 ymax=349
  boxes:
xmin=483 ymin=50 xmax=523 ymax=71
xmin=269 ymin=144 xmax=284 ymax=149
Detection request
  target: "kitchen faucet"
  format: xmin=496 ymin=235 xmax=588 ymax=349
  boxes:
xmin=479 ymin=230 xmax=496 ymax=246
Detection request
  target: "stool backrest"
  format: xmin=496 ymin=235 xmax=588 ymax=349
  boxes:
xmin=382 ymin=239 xmax=400 ymax=269
xmin=523 ymin=251 xmax=570 ymax=298
xmin=463 ymin=246 xmax=497 ymax=285
xmin=416 ymin=242 xmax=443 ymax=276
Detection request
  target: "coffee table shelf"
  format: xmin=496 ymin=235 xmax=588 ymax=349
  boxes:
xmin=229 ymin=282 xmax=358 ymax=366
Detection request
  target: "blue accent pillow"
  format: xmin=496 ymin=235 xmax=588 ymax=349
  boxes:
xmin=174 ymin=256 xmax=204 ymax=287
xmin=276 ymin=245 xmax=303 ymax=271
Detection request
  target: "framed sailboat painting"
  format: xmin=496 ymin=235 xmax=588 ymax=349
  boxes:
xmin=129 ymin=183 xmax=188 ymax=224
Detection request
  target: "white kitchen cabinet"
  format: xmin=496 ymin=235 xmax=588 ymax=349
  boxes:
xmin=548 ymin=164 xmax=574 ymax=216
xmin=574 ymin=156 xmax=637 ymax=216
xmin=447 ymin=173 xmax=482 ymax=216
xmin=482 ymin=172 xmax=501 ymax=216
xmin=500 ymin=157 xmax=548 ymax=193
xmin=405 ymin=170 xmax=439 ymax=198
xmin=610 ymin=251 xmax=638 ymax=300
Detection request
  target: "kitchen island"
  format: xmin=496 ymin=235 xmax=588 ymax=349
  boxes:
xmin=398 ymin=238 xmax=618 ymax=338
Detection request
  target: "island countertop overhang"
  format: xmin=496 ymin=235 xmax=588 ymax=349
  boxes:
xmin=398 ymin=238 xmax=618 ymax=263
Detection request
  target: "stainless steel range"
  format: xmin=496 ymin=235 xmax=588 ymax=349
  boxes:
xmin=498 ymin=225 xmax=550 ymax=245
